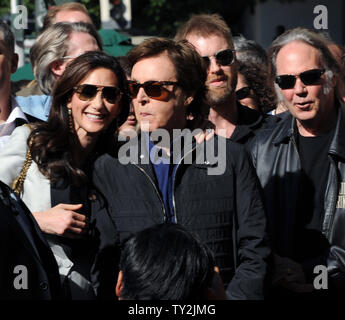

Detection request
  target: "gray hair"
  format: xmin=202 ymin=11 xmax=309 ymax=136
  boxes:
xmin=268 ymin=27 xmax=342 ymax=99
xmin=30 ymin=22 xmax=102 ymax=94
xmin=234 ymin=34 xmax=268 ymax=67
xmin=0 ymin=20 xmax=15 ymax=56
xmin=268 ymin=27 xmax=341 ymax=100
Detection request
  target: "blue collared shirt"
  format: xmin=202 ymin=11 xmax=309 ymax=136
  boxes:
xmin=16 ymin=95 xmax=51 ymax=121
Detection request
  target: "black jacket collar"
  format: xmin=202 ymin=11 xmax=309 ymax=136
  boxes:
xmin=237 ymin=102 xmax=263 ymax=127
xmin=272 ymin=99 xmax=345 ymax=160
xmin=231 ymin=103 xmax=281 ymax=144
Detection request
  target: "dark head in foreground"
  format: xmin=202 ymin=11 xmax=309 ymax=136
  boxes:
xmin=116 ymin=223 xmax=225 ymax=300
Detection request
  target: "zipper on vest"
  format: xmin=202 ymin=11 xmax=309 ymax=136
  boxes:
xmin=172 ymin=144 xmax=197 ymax=224
xmin=133 ymin=164 xmax=167 ymax=222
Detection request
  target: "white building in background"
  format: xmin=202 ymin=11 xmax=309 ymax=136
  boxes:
xmin=240 ymin=0 xmax=344 ymax=48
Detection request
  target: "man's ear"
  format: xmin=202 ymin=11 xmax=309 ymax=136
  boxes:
xmin=11 ymin=53 xmax=18 ymax=74
xmin=50 ymin=59 xmax=66 ymax=77
xmin=116 ymin=270 xmax=124 ymax=299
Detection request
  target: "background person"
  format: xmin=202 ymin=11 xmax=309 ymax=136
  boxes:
xmin=234 ymin=35 xmax=277 ymax=114
xmin=42 ymin=1 xmax=93 ymax=31
xmin=16 ymin=22 xmax=102 ymax=121
xmin=13 ymin=2 xmax=95 ymax=96
xmin=0 ymin=20 xmax=30 ymax=151
xmin=175 ymin=13 xmax=279 ymax=146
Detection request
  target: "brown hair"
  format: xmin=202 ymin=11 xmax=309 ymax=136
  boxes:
xmin=42 ymin=2 xmax=92 ymax=31
xmin=29 ymin=51 xmax=129 ymax=185
xmin=127 ymin=37 xmax=209 ymax=123
xmin=175 ymin=13 xmax=234 ymax=49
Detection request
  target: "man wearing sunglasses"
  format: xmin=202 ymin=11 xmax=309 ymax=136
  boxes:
xmin=175 ymin=14 xmax=279 ymax=146
xmin=250 ymin=28 xmax=345 ymax=298
xmin=93 ymin=37 xmax=270 ymax=300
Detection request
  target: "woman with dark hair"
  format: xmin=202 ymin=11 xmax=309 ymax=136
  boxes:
xmin=234 ymin=35 xmax=277 ymax=114
xmin=236 ymin=61 xmax=277 ymax=114
xmin=0 ymin=51 xmax=129 ymax=299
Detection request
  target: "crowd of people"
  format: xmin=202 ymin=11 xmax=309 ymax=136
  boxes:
xmin=0 ymin=2 xmax=345 ymax=300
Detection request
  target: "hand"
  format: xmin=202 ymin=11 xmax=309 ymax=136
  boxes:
xmin=33 ymin=203 xmax=88 ymax=239
xmin=188 ymin=117 xmax=215 ymax=144
xmin=194 ymin=128 xmax=215 ymax=144
xmin=272 ymin=254 xmax=314 ymax=293
xmin=206 ymin=266 xmax=228 ymax=300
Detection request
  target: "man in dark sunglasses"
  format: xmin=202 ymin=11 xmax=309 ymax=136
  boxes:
xmin=249 ymin=28 xmax=345 ymax=299
xmin=175 ymin=14 xmax=279 ymax=146
xmin=93 ymin=37 xmax=270 ymax=300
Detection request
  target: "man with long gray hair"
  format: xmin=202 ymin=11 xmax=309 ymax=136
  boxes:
xmin=250 ymin=27 xmax=345 ymax=298
xmin=16 ymin=22 xmax=101 ymax=121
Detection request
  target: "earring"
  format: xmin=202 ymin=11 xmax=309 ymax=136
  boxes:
xmin=68 ymin=109 xmax=74 ymax=133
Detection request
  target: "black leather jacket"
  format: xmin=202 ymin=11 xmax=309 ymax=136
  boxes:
xmin=250 ymin=102 xmax=345 ymax=289
xmin=93 ymin=135 xmax=271 ymax=299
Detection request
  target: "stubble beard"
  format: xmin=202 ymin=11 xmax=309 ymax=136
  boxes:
xmin=206 ymin=72 xmax=237 ymax=107
xmin=206 ymin=86 xmax=233 ymax=106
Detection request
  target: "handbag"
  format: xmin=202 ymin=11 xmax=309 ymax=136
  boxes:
xmin=11 ymin=124 xmax=33 ymax=196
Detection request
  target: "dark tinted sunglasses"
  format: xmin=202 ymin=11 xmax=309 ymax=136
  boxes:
xmin=74 ymin=84 xmax=122 ymax=104
xmin=127 ymin=80 xmax=179 ymax=101
xmin=236 ymin=86 xmax=251 ymax=100
xmin=202 ymin=49 xmax=235 ymax=67
xmin=275 ymin=68 xmax=325 ymax=90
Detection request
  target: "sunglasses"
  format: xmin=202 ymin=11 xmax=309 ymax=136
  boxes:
xmin=236 ymin=86 xmax=251 ymax=100
xmin=275 ymin=68 xmax=325 ymax=90
xmin=202 ymin=49 xmax=235 ymax=68
xmin=127 ymin=80 xmax=179 ymax=101
xmin=73 ymin=84 xmax=122 ymax=104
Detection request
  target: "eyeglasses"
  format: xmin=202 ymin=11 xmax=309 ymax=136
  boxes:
xmin=202 ymin=49 xmax=235 ymax=68
xmin=73 ymin=84 xmax=122 ymax=104
xmin=236 ymin=86 xmax=251 ymax=100
xmin=127 ymin=80 xmax=179 ymax=101
xmin=275 ymin=68 xmax=325 ymax=90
